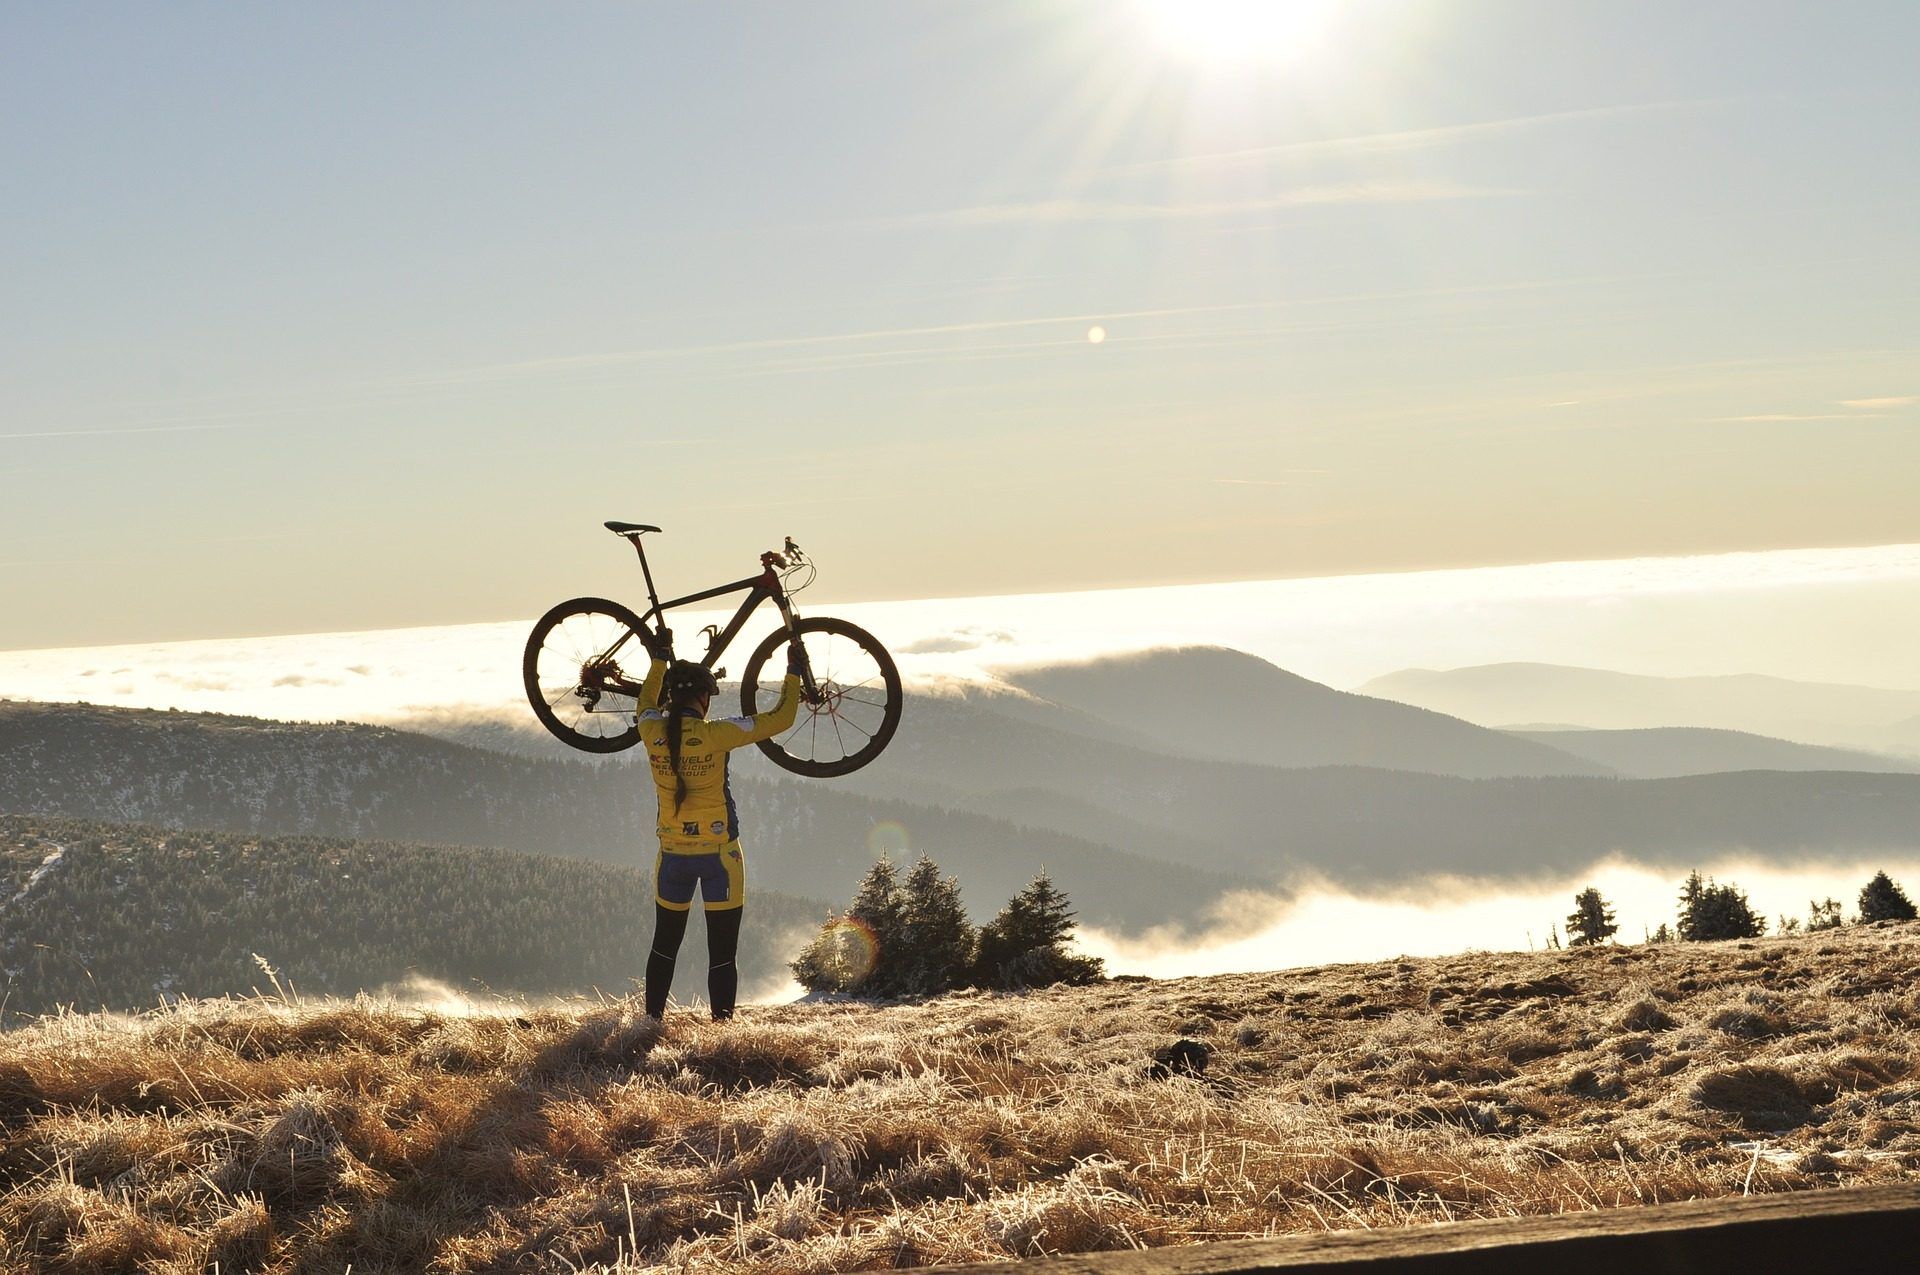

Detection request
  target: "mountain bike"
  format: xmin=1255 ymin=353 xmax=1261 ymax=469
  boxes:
xmin=522 ymin=522 xmax=902 ymax=776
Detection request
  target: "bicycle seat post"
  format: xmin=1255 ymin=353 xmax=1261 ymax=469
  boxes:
xmin=629 ymin=535 xmax=663 ymax=616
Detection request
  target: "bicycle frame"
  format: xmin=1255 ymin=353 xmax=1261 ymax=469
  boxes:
xmin=607 ymin=536 xmax=814 ymax=693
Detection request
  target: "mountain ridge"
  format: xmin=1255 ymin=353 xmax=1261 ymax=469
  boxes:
xmin=1506 ymin=725 xmax=1920 ymax=780
xmin=10 ymin=696 xmax=1920 ymax=900
xmin=1361 ymin=661 xmax=1920 ymax=753
xmin=999 ymin=646 xmax=1614 ymax=779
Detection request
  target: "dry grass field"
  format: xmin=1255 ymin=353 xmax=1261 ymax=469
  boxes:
xmin=4 ymin=922 xmax=1919 ymax=1273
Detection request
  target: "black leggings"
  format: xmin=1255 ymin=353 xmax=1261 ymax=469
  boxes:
xmin=645 ymin=904 xmax=742 ymax=1020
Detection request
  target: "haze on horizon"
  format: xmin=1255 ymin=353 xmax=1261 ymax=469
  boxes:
xmin=9 ymin=543 xmax=1920 ymax=733
xmin=5 ymin=1 xmax=1919 ymax=651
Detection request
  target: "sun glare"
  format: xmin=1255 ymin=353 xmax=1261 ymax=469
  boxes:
xmin=1137 ymin=0 xmax=1341 ymax=66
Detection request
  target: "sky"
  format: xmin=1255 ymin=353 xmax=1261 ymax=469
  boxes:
xmin=4 ymin=1 xmax=1919 ymax=651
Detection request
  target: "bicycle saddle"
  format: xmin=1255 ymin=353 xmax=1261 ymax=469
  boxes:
xmin=604 ymin=521 xmax=661 ymax=535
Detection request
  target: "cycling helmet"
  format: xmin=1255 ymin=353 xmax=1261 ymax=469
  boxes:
xmin=663 ymin=661 xmax=719 ymax=704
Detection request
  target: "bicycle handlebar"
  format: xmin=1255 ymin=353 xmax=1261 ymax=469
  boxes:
xmin=761 ymin=537 xmax=805 ymax=572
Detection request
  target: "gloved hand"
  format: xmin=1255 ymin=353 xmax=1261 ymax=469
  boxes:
xmin=786 ymin=642 xmax=808 ymax=677
xmin=643 ymin=626 xmax=672 ymax=661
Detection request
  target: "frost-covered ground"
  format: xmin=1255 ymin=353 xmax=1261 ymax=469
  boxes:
xmin=4 ymin=920 xmax=1919 ymax=1272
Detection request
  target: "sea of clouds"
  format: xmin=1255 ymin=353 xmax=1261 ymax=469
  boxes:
xmin=7 ymin=542 xmax=1920 ymax=725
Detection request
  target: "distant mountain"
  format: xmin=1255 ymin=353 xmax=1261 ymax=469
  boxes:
xmin=412 ymin=660 xmax=1612 ymax=885
xmin=1001 ymin=647 xmax=1612 ymax=778
xmin=1360 ymin=663 xmax=1920 ymax=753
xmin=410 ymin=692 xmax=1255 ymax=877
xmin=12 ymin=695 xmax=1920 ymax=915
xmin=0 ymin=701 xmax=1251 ymax=931
xmin=406 ymin=682 xmax=1920 ymax=888
xmin=1508 ymin=727 xmax=1920 ymax=780
xmin=0 ymin=812 xmax=823 ymax=1019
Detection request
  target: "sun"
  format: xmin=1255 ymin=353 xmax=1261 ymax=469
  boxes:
xmin=1135 ymin=0 xmax=1342 ymax=67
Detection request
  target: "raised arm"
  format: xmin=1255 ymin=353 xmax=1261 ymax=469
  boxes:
xmin=708 ymin=643 xmax=807 ymax=749
xmin=708 ymin=673 xmax=801 ymax=749
xmin=636 ymin=655 xmax=666 ymax=710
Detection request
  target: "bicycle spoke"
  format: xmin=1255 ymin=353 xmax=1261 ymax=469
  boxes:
xmin=836 ymin=714 xmax=873 ymax=740
xmin=551 ymin=626 xmax=587 ymax=667
xmin=840 ymin=711 xmax=882 ymax=741
xmin=829 ymin=712 xmax=848 ymax=759
xmin=546 ymin=654 xmax=580 ymax=693
xmin=595 ymin=628 xmax=635 ymax=665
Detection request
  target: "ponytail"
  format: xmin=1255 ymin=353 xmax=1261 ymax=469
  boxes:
xmin=667 ymin=707 xmax=688 ymax=812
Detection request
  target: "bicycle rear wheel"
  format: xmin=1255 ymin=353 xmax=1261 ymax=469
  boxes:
xmin=740 ymin=617 xmax=901 ymax=777
xmin=523 ymin=596 xmax=649 ymax=753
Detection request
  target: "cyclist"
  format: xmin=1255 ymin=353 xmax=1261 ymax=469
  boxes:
xmin=612 ymin=635 xmax=804 ymax=1021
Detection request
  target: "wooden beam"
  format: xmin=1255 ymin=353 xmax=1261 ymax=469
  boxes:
xmin=928 ymin=1183 xmax=1920 ymax=1273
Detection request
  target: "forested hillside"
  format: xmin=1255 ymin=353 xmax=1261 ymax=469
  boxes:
xmin=0 ymin=701 xmax=1245 ymax=929
xmin=834 ymin=695 xmax=1920 ymax=881
xmin=12 ymin=698 xmax=1920 ymax=934
xmin=0 ymin=813 xmax=823 ymax=1020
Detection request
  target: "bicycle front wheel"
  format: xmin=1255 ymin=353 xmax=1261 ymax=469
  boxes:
xmin=523 ymin=596 xmax=649 ymax=753
xmin=740 ymin=617 xmax=902 ymax=777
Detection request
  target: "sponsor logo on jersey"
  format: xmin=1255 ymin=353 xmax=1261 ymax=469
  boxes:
xmin=710 ymin=821 xmax=727 ymax=836
xmin=681 ymin=822 xmax=700 ymax=837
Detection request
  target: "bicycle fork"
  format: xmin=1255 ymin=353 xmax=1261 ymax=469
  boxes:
xmin=775 ymin=599 xmax=823 ymax=704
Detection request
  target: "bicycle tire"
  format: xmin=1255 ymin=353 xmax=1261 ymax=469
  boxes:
xmin=523 ymin=596 xmax=649 ymax=753
xmin=739 ymin=616 xmax=902 ymax=777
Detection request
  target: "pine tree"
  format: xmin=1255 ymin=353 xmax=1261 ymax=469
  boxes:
xmin=790 ymin=855 xmax=907 ymax=995
xmin=788 ymin=913 xmax=866 ymax=994
xmin=1677 ymin=871 xmax=1765 ymax=941
xmin=1677 ymin=870 xmax=1706 ymax=929
xmin=1858 ymin=871 xmax=1918 ymax=923
xmin=972 ymin=871 xmax=1104 ymax=991
xmin=895 ymin=856 xmax=975 ymax=996
xmin=1706 ymin=882 xmax=1765 ymax=940
xmin=847 ymin=854 xmax=906 ymax=956
xmin=1807 ymin=897 xmax=1845 ymax=931
xmin=1565 ymin=887 xmax=1618 ymax=946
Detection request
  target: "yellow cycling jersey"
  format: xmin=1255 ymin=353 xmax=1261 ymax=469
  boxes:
xmin=635 ymin=658 xmax=801 ymax=852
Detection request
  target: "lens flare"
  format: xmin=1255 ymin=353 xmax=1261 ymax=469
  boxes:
xmin=820 ymin=916 xmax=881 ymax=984
xmin=866 ymin=820 xmax=911 ymax=858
